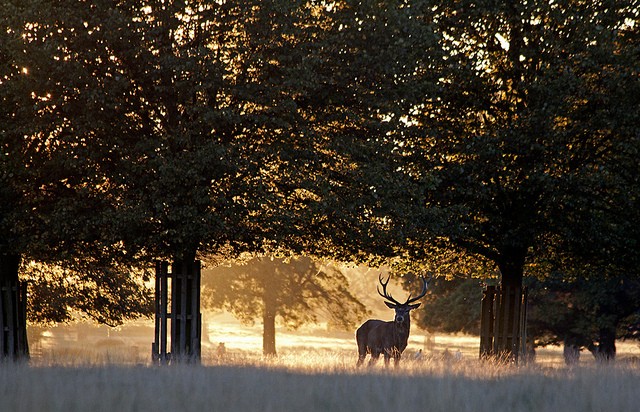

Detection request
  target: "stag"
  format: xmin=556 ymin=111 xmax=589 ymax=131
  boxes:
xmin=356 ymin=274 xmax=428 ymax=367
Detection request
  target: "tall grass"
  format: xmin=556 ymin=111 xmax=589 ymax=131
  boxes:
xmin=1 ymin=353 xmax=639 ymax=412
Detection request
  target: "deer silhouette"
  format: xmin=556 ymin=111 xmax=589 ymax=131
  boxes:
xmin=356 ymin=274 xmax=428 ymax=367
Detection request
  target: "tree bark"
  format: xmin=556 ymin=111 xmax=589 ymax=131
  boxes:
xmin=263 ymin=310 xmax=277 ymax=357
xmin=497 ymin=245 xmax=527 ymax=289
xmin=0 ymin=254 xmax=20 ymax=284
xmin=0 ymin=253 xmax=29 ymax=360
xmin=262 ymin=286 xmax=277 ymax=357
xmin=592 ymin=327 xmax=617 ymax=362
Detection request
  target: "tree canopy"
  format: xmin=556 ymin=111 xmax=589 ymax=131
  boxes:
xmin=375 ymin=1 xmax=640 ymax=287
xmin=412 ymin=277 xmax=483 ymax=335
xmin=2 ymin=0 xmax=156 ymax=323
xmin=1 ymin=0 xmax=639 ymax=328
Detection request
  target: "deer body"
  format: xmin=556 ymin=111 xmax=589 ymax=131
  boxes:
xmin=356 ymin=275 xmax=427 ymax=367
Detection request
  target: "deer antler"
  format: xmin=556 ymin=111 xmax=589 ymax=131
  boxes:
xmin=405 ymin=276 xmax=429 ymax=305
xmin=377 ymin=274 xmax=402 ymax=305
xmin=378 ymin=274 xmax=429 ymax=305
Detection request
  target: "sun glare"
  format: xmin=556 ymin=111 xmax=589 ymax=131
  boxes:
xmin=494 ymin=33 xmax=509 ymax=51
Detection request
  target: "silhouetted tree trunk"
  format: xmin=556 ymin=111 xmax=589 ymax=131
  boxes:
xmin=497 ymin=246 xmax=527 ymax=290
xmin=0 ymin=253 xmax=28 ymax=360
xmin=262 ymin=285 xmax=277 ymax=357
xmin=563 ymin=339 xmax=581 ymax=366
xmin=589 ymin=327 xmax=617 ymax=362
xmin=0 ymin=254 xmax=19 ymax=285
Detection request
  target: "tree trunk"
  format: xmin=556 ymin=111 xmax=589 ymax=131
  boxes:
xmin=593 ymin=327 xmax=616 ymax=362
xmin=488 ymin=245 xmax=527 ymax=362
xmin=263 ymin=310 xmax=277 ymax=357
xmin=0 ymin=254 xmax=20 ymax=284
xmin=563 ymin=342 xmax=580 ymax=366
xmin=262 ymin=286 xmax=277 ymax=357
xmin=0 ymin=253 xmax=29 ymax=360
xmin=497 ymin=245 xmax=527 ymax=289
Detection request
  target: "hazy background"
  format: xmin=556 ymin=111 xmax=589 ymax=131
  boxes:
xmin=26 ymin=264 xmax=640 ymax=367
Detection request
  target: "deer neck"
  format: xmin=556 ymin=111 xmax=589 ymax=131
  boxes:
xmin=393 ymin=318 xmax=410 ymax=340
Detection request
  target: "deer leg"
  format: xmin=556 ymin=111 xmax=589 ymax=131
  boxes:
xmin=383 ymin=349 xmax=394 ymax=368
xmin=369 ymin=350 xmax=380 ymax=367
xmin=356 ymin=341 xmax=369 ymax=367
xmin=388 ymin=347 xmax=401 ymax=367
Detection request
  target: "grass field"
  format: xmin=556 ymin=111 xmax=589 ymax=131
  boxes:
xmin=12 ymin=318 xmax=640 ymax=412
xmin=2 ymin=354 xmax=640 ymax=412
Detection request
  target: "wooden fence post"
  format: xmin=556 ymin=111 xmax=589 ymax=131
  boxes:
xmin=152 ymin=261 xmax=170 ymax=364
xmin=479 ymin=285 xmax=528 ymax=364
xmin=152 ymin=260 xmax=201 ymax=364
xmin=0 ymin=281 xmax=29 ymax=360
xmin=479 ymin=285 xmax=495 ymax=358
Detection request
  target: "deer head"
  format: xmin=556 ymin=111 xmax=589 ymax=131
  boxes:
xmin=377 ymin=274 xmax=428 ymax=325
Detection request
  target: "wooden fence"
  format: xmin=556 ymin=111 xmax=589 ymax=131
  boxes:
xmin=152 ymin=260 xmax=201 ymax=364
xmin=0 ymin=281 xmax=29 ymax=359
xmin=479 ymin=285 xmax=528 ymax=364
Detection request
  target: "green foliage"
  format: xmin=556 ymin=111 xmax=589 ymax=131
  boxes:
xmin=414 ymin=277 xmax=484 ymax=335
xmin=1 ymin=0 xmax=338 ymax=323
xmin=23 ymin=262 xmax=153 ymax=326
xmin=2 ymin=0 xmax=639 ymax=328
xmin=1 ymin=0 xmax=157 ymax=323
xmin=370 ymin=0 xmax=640 ymax=286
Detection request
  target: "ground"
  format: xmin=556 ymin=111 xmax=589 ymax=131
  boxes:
xmin=28 ymin=311 xmax=640 ymax=367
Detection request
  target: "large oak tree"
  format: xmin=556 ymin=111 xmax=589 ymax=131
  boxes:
xmin=377 ymin=1 xmax=640 ymax=289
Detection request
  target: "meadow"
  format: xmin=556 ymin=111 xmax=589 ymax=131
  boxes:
xmin=8 ymin=315 xmax=640 ymax=412
xmin=2 ymin=353 xmax=640 ymax=412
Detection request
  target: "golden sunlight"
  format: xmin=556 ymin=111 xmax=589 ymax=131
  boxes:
xmin=29 ymin=310 xmax=640 ymax=369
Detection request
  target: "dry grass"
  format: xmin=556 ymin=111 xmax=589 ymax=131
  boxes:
xmin=19 ymin=321 xmax=640 ymax=411
xmin=2 ymin=352 xmax=639 ymax=412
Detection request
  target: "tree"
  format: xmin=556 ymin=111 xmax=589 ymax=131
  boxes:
xmin=1 ymin=0 xmax=335 ymax=327
xmin=412 ymin=277 xmax=483 ymax=335
xmin=1 ymin=1 xmax=447 ymax=340
xmin=5 ymin=0 xmax=637 ymax=364
xmin=203 ymin=257 xmax=368 ymax=356
xmin=342 ymin=1 xmax=640 ymax=359
xmin=1 ymin=1 xmax=154 ymax=333
xmin=528 ymin=274 xmax=640 ymax=362
xmin=403 ymin=272 xmax=640 ymax=363
xmin=395 ymin=0 xmax=639 ymax=282
xmin=303 ymin=0 xmax=444 ymax=263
